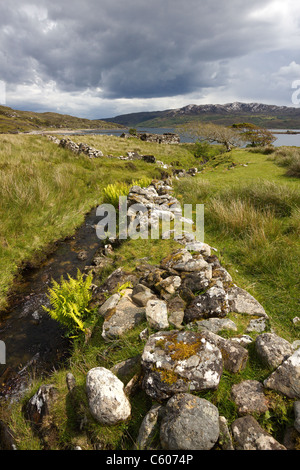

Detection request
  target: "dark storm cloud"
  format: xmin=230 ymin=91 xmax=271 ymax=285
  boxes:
xmin=1 ymin=0 xmax=300 ymax=116
xmin=0 ymin=1 xmax=284 ymax=96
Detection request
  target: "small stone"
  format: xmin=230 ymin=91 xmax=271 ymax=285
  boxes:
xmin=98 ymin=293 xmax=120 ymax=317
xmin=139 ymin=328 xmax=149 ymax=341
xmin=102 ymin=294 xmax=146 ymax=340
xmin=131 ymin=284 xmax=156 ymax=307
xmin=195 ymin=317 xmax=237 ymax=334
xmin=159 ymin=276 xmax=181 ymax=295
xmin=26 ymin=385 xmax=58 ymax=426
xmin=136 ymin=404 xmax=164 ymax=450
xmin=219 ymin=416 xmax=234 ymax=450
xmin=293 ymin=317 xmax=300 ymax=328
xmin=231 ymin=415 xmax=286 ymax=450
xmin=227 ymin=285 xmax=268 ymax=318
xmin=231 ymin=380 xmax=268 ymax=415
xmin=263 ymin=348 xmax=300 ymax=399
xmin=246 ymin=317 xmax=267 ymax=333
xmin=294 ymin=401 xmax=300 ymax=433
xmin=66 ymin=372 xmax=76 ymax=393
xmin=255 ymin=333 xmax=293 ymax=369
xmin=184 ymin=285 xmax=229 ymax=322
xmin=185 ymin=242 xmax=211 ymax=257
xmin=77 ymin=250 xmax=88 ymax=261
xmin=146 ymin=299 xmax=169 ymax=330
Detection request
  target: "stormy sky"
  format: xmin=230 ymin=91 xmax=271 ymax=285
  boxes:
xmin=1 ymin=0 xmax=300 ymax=118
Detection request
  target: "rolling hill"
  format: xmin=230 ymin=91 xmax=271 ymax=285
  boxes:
xmin=0 ymin=105 xmax=123 ymax=134
xmin=102 ymin=102 xmax=300 ymax=129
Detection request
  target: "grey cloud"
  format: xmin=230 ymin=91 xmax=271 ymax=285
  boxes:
xmin=1 ymin=0 xmax=300 ymax=115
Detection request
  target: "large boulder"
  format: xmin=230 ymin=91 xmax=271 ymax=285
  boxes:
xmin=141 ymin=330 xmax=223 ymax=401
xmin=160 ymin=394 xmax=220 ymax=450
xmin=86 ymin=367 xmax=131 ymax=425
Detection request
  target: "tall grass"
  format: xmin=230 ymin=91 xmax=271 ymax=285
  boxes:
xmin=174 ymin=174 xmax=300 ymax=340
xmin=268 ymin=146 xmax=300 ymax=178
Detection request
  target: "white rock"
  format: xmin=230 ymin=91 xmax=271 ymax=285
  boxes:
xmin=86 ymin=367 xmax=131 ymax=425
xmin=146 ymin=299 xmax=169 ymax=330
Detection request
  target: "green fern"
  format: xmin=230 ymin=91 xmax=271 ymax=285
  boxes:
xmin=43 ymin=270 xmax=95 ymax=337
xmin=103 ymin=182 xmax=129 ymax=208
xmin=103 ymin=179 xmax=153 ymax=208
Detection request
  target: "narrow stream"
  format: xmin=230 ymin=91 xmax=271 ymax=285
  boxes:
xmin=0 ymin=208 xmax=103 ymax=399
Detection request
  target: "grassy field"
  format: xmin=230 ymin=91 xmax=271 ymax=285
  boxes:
xmin=173 ymin=148 xmax=300 ymax=341
xmin=0 ymin=133 xmax=299 ymax=449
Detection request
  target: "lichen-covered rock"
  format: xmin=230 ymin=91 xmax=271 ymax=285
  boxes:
xmin=193 ymin=317 xmax=237 ymax=334
xmin=180 ymin=271 xmax=211 ymax=293
xmin=146 ymin=299 xmax=169 ymax=330
xmin=167 ymin=295 xmax=186 ymax=329
xmin=102 ymin=291 xmax=146 ymax=340
xmin=131 ymin=283 xmax=156 ymax=307
xmin=160 ymin=249 xmax=192 ymax=271
xmin=86 ymin=367 xmax=131 ymax=425
xmin=185 ymin=241 xmax=211 ymax=257
xmin=227 ymin=285 xmax=268 ymax=318
xmin=231 ymin=380 xmax=269 ymax=415
xmin=199 ymin=329 xmax=248 ymax=373
xmin=159 ymin=276 xmax=181 ymax=297
xmin=231 ymin=415 xmax=286 ymax=450
xmin=263 ymin=348 xmax=300 ymax=399
xmin=246 ymin=317 xmax=268 ymax=333
xmin=255 ymin=333 xmax=294 ymax=369
xmin=160 ymin=394 xmax=220 ymax=450
xmin=98 ymin=293 xmax=121 ymax=317
xmin=184 ymin=284 xmax=229 ymax=322
xmin=141 ymin=330 xmax=223 ymax=401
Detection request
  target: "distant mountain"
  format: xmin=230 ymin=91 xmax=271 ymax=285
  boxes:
xmin=102 ymin=102 xmax=300 ymax=129
xmin=0 ymin=105 xmax=123 ymax=134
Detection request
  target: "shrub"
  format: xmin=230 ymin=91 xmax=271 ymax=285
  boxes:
xmin=43 ymin=270 xmax=95 ymax=337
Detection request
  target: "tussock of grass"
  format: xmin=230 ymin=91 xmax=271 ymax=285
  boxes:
xmin=268 ymin=146 xmax=300 ymax=178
